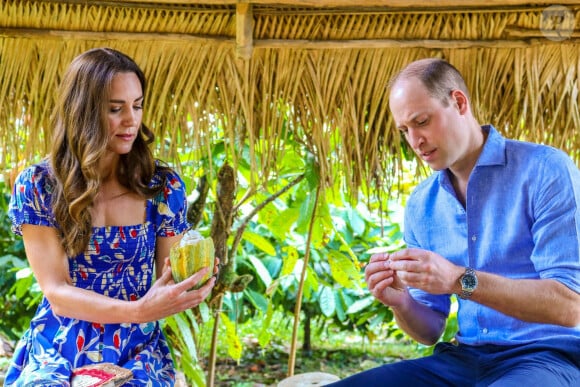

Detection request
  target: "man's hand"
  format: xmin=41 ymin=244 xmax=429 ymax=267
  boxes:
xmin=387 ymin=248 xmax=464 ymax=295
xmin=365 ymin=250 xmax=449 ymax=345
xmin=365 ymin=252 xmax=409 ymax=307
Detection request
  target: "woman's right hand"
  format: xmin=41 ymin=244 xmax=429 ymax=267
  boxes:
xmin=135 ymin=258 xmax=216 ymax=323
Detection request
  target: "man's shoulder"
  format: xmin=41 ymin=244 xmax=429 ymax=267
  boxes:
xmin=506 ymin=137 xmax=562 ymax=156
xmin=407 ymin=173 xmax=440 ymax=204
xmin=487 ymin=125 xmax=568 ymax=163
xmin=505 ymin=139 xmax=573 ymax=168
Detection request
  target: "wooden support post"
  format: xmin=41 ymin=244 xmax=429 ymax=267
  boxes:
xmin=236 ymin=3 xmax=254 ymax=60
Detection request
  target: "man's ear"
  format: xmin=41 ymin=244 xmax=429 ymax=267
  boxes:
xmin=450 ymin=89 xmax=469 ymax=114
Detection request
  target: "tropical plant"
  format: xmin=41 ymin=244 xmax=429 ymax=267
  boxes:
xmin=157 ymin=113 xmax=427 ymax=386
xmin=1 ymin=107 xmax=426 ymax=387
xmin=0 ymin=180 xmax=41 ymax=341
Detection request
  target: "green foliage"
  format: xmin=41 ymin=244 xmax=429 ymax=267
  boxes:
xmin=0 ymin=180 xmax=41 ymax=340
xmin=221 ymin=162 xmax=408 ymax=348
xmin=159 ymin=122 xmax=423 ymax=384
xmin=162 ymin=308 xmax=209 ymax=387
xmin=281 ymin=134 xmax=416 ymax=346
xmin=0 ymin=116 xmax=438 ymax=386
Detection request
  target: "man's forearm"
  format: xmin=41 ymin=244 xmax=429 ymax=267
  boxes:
xmin=468 ymin=272 xmax=580 ymax=327
xmin=392 ymin=297 xmax=447 ymax=346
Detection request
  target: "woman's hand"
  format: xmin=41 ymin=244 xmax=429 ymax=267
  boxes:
xmin=135 ymin=257 xmax=216 ymax=323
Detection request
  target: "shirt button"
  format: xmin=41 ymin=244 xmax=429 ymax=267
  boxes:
xmin=471 ymin=235 xmax=477 ymax=242
xmin=482 ymin=328 xmax=488 ymax=334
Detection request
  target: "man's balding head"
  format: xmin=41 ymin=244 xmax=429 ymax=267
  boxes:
xmin=389 ymin=58 xmax=470 ymax=107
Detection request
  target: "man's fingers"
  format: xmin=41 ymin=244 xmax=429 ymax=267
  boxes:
xmin=366 ymin=269 xmax=395 ymax=288
xmin=369 ymin=252 xmax=390 ymax=263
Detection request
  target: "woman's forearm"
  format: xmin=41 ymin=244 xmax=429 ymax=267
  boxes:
xmin=44 ymin=283 xmax=143 ymax=324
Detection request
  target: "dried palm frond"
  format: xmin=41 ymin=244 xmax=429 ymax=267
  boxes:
xmin=1 ymin=0 xmax=579 ymax=197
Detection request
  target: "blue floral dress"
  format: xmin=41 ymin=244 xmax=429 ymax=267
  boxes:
xmin=5 ymin=161 xmax=190 ymax=387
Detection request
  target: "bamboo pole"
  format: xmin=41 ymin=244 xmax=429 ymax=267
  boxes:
xmin=1 ymin=28 xmax=577 ymax=49
xmin=254 ymin=38 xmax=579 ymax=49
xmin=287 ymin=184 xmax=321 ymax=377
xmin=95 ymin=0 xmax=580 ymax=8
xmin=0 ymin=28 xmax=233 ymax=45
xmin=505 ymin=27 xmax=580 ymax=38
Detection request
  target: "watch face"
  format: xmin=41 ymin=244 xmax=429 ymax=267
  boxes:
xmin=461 ymin=274 xmax=477 ymax=290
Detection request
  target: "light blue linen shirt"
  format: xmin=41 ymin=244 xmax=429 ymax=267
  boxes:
xmin=404 ymin=125 xmax=580 ymax=346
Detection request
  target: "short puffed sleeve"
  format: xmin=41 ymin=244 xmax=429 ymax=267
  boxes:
xmin=8 ymin=162 xmax=58 ymax=236
xmin=150 ymin=166 xmax=191 ymax=237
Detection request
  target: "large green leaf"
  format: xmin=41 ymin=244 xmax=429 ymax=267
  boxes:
xmin=304 ymin=152 xmax=320 ymax=191
xmin=279 ymin=147 xmax=306 ymax=174
xmin=348 ymin=208 xmax=366 ymax=235
xmin=307 ymin=265 xmax=320 ymax=298
xmin=334 ymin=290 xmax=346 ymax=322
xmin=319 ymin=286 xmax=336 ymax=317
xmin=334 ymin=231 xmax=361 ymax=269
xmin=243 ymin=231 xmax=276 ymax=256
xmin=244 ymin=287 xmax=269 ymax=312
xmin=258 ymin=302 xmax=274 ymax=347
xmin=163 ymin=312 xmax=206 ymax=387
xmin=296 ymin=189 xmax=316 ymax=234
xmin=221 ymin=313 xmax=242 ymax=362
xmin=270 ymin=206 xmax=300 ymax=241
xmin=346 ymin=296 xmax=375 ymax=315
xmin=309 ymin=216 xmax=327 ymax=249
xmin=327 ymin=250 xmax=360 ymax=289
xmin=257 ymin=203 xmax=280 ymax=229
xmin=280 ymin=245 xmax=299 ymax=276
xmin=172 ymin=312 xmax=198 ymax=362
xmin=248 ymin=255 xmax=273 ymax=287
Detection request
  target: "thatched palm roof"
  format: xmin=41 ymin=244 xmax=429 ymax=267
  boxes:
xmin=1 ymin=0 xmax=579 ymax=194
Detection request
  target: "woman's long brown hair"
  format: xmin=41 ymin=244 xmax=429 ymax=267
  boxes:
xmin=50 ymin=48 xmax=168 ymax=257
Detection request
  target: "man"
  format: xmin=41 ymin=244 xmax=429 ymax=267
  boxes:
xmin=330 ymin=58 xmax=580 ymax=386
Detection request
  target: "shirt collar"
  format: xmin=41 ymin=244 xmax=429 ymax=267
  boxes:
xmin=476 ymin=124 xmax=506 ymax=167
xmin=437 ymin=125 xmax=505 ymax=189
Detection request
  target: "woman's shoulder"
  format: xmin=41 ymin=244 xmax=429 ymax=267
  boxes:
xmin=151 ymin=161 xmax=186 ymax=191
xmin=13 ymin=159 xmax=54 ymax=192
xmin=9 ymin=160 xmax=57 ymax=233
xmin=148 ymin=161 xmax=190 ymax=233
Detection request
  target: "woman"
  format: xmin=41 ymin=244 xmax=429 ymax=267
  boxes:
xmin=6 ymin=47 xmax=216 ymax=386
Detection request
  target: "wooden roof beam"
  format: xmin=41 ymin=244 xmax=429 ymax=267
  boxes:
xmin=236 ymin=3 xmax=253 ymax=60
xmin=116 ymin=0 xmax=580 ymax=9
xmin=240 ymin=0 xmax=580 ymax=7
xmin=2 ymin=27 xmax=578 ymax=48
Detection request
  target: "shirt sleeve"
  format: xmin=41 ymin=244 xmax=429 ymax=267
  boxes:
xmin=404 ymin=198 xmax=452 ymax=317
xmin=8 ymin=163 xmax=57 ymax=236
xmin=530 ymin=149 xmax=580 ymax=292
xmin=153 ymin=168 xmax=191 ymax=238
